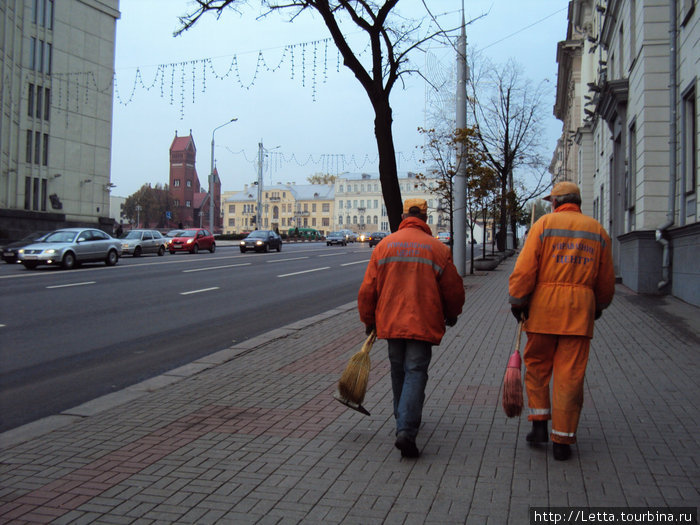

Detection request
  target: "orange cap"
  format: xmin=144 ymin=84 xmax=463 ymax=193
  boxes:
xmin=403 ymin=198 xmax=428 ymax=214
xmin=544 ymin=181 xmax=581 ymax=202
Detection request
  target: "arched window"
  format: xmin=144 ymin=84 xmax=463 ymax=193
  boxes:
xmin=339 ymin=216 xmax=343 ymax=224
xmin=353 ymin=216 xmax=357 ymax=224
xmin=273 ymin=206 xmax=279 ymax=219
xmin=373 ymin=216 xmax=378 ymax=225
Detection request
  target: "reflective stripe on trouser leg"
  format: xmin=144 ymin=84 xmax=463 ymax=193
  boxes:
xmin=551 ymin=335 xmax=590 ymax=445
xmin=523 ymin=332 xmax=556 ymax=421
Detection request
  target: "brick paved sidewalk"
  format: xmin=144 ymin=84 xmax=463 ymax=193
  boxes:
xmin=1 ymin=255 xmax=698 ymax=524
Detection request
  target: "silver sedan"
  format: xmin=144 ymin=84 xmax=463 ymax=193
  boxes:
xmin=120 ymin=229 xmax=167 ymax=257
xmin=18 ymin=228 xmax=122 ymax=270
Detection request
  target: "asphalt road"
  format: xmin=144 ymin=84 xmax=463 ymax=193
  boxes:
xmin=0 ymin=242 xmax=373 ymax=432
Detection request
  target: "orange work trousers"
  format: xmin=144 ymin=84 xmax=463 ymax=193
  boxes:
xmin=523 ymin=332 xmax=590 ymax=445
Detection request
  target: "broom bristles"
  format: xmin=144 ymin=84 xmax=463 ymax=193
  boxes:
xmin=502 ymin=365 xmax=523 ymax=417
xmin=338 ymin=351 xmax=371 ymax=404
xmin=337 ymin=330 xmax=376 ymax=405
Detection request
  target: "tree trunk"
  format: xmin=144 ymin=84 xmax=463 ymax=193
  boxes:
xmin=373 ymin=97 xmax=402 ymax=232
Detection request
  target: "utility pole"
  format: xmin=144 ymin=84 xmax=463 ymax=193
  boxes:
xmin=256 ymin=140 xmax=263 ymax=229
xmin=454 ymin=3 xmax=468 ymax=276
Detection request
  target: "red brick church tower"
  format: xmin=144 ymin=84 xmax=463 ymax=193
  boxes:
xmin=169 ymin=131 xmax=200 ymax=227
xmin=168 ymin=131 xmax=222 ymax=231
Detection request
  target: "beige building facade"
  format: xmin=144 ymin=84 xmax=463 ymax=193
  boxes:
xmin=0 ymin=0 xmax=120 ymax=239
xmin=552 ymin=0 xmax=699 ymax=305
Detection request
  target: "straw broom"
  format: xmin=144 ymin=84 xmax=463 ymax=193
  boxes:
xmin=502 ymin=321 xmax=524 ymax=417
xmin=502 ymin=202 xmax=536 ymax=418
xmin=337 ymin=329 xmax=376 ymax=406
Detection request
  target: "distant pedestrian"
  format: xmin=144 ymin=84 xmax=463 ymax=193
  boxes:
xmin=508 ymin=181 xmax=615 ymax=461
xmin=358 ymin=198 xmax=465 ymax=458
xmin=115 ymin=222 xmax=123 ymax=238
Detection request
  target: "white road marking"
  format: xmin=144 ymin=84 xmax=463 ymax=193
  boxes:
xmin=341 ymin=260 xmax=370 ymax=267
xmin=266 ymin=257 xmax=309 ymax=263
xmin=318 ymin=253 xmax=346 ymax=258
xmin=46 ymin=281 xmax=96 ymax=289
xmin=183 ymin=263 xmax=251 ymax=273
xmin=278 ymin=267 xmax=330 ymax=278
xmin=180 ymin=287 xmax=220 ymax=295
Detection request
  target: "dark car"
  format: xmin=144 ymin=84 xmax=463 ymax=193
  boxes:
xmin=326 ymin=231 xmax=347 ymax=246
xmin=167 ymin=228 xmax=216 ymax=254
xmin=2 ymin=231 xmax=50 ymax=263
xmin=368 ymin=231 xmax=389 ymax=248
xmin=240 ymin=230 xmax=282 ymax=253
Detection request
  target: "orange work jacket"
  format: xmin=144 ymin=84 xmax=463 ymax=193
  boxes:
xmin=358 ymin=217 xmax=465 ymax=345
xmin=509 ymin=203 xmax=615 ymax=338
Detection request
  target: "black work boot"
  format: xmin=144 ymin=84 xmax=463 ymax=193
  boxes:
xmin=552 ymin=443 xmax=572 ymax=461
xmin=395 ymin=431 xmax=420 ymax=458
xmin=526 ymin=420 xmax=549 ymax=443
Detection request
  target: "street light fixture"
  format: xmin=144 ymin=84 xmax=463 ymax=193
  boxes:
xmin=209 ymin=117 xmax=238 ymax=232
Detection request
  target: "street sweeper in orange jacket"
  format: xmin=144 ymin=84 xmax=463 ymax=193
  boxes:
xmin=508 ymin=181 xmax=615 ymax=461
xmin=358 ymin=198 xmax=464 ymax=457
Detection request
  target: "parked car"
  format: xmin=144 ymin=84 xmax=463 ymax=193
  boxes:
xmin=436 ymin=232 xmax=452 ymax=245
xmin=17 ymin=228 xmax=121 ymax=270
xmin=326 ymin=231 xmax=348 ymax=246
xmin=164 ymin=229 xmax=184 ymax=241
xmin=168 ymin=228 xmax=215 ymax=254
xmin=339 ymin=229 xmax=357 ymax=243
xmin=358 ymin=232 xmax=371 ymax=242
xmin=120 ymin=229 xmax=167 ymax=257
xmin=240 ymin=230 xmax=282 ymax=253
xmin=368 ymin=231 xmax=389 ymax=248
xmin=2 ymin=231 xmax=50 ymax=263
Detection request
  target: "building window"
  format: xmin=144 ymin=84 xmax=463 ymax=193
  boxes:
xmin=34 ymin=131 xmax=41 ymax=164
xmin=322 ymin=203 xmax=330 ymax=212
xmin=28 ymin=84 xmax=34 ymax=116
xmin=36 ymin=87 xmax=43 ymax=119
xmin=42 ymin=133 xmax=49 ymax=166
xmin=338 ymin=216 xmax=343 ymax=224
xmin=174 ymin=199 xmax=180 ymax=206
xmin=186 ymin=180 xmax=192 ymax=187
xmin=24 ymin=177 xmax=31 ymax=210
xmin=41 ymin=178 xmax=47 ymax=211
xmin=33 ymin=177 xmax=40 ymax=211
xmin=173 ymin=179 xmax=180 ymax=187
xmin=682 ymin=83 xmax=697 ymax=196
xmin=44 ymin=88 xmax=50 ymax=120
xmin=26 ymin=130 xmax=33 ymax=163
xmin=228 ymin=204 xmax=235 ymax=213
xmin=185 ymin=200 xmax=191 ymax=207
xmin=228 ymin=218 xmax=235 ymax=226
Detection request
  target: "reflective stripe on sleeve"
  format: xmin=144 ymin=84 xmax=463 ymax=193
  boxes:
xmin=540 ymin=228 xmax=607 ymax=249
xmin=552 ymin=429 xmax=576 ymax=438
xmin=529 ymin=408 xmax=551 ymax=416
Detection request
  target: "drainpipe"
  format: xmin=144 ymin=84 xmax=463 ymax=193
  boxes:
xmin=656 ymin=0 xmax=678 ymax=290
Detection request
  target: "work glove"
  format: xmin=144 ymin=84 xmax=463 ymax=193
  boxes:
xmin=365 ymin=324 xmax=376 ymax=335
xmin=594 ymin=309 xmax=602 ymax=320
xmin=445 ymin=317 xmax=457 ymax=327
xmin=511 ymin=305 xmax=529 ymax=322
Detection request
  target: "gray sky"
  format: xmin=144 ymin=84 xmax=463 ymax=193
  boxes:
xmin=110 ymin=0 xmax=568 ymax=198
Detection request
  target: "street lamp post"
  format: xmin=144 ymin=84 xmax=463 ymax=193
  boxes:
xmin=210 ymin=117 xmax=237 ymax=232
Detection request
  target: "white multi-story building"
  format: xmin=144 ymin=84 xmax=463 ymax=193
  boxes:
xmin=334 ymin=172 xmax=444 ymax=234
xmin=552 ymin=0 xmax=699 ymax=305
xmin=0 ymin=0 xmax=120 ymax=239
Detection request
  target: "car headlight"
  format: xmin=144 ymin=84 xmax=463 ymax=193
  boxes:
xmin=44 ymin=249 xmax=57 ymax=255
xmin=255 ymin=240 xmax=263 ymax=245
xmin=122 ymin=243 xmax=129 ymax=248
xmin=186 ymin=239 xmax=193 ymax=244
xmin=240 ymin=241 xmax=245 ymax=245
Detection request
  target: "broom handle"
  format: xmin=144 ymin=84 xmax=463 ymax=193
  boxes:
xmin=361 ymin=329 xmax=377 ymax=354
xmin=515 ymin=321 xmax=524 ymax=353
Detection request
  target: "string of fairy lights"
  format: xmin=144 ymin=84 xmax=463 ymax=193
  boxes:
xmin=45 ymin=33 xmax=423 ymax=177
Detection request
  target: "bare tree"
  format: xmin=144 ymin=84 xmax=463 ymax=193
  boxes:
xmin=469 ymin=58 xmax=550 ymax=250
xmin=307 ymin=173 xmax=337 ymax=185
xmin=177 ymin=1 xmax=471 ymax=232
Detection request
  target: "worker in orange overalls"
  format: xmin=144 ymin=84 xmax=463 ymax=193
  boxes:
xmin=508 ymin=182 xmax=615 ymax=461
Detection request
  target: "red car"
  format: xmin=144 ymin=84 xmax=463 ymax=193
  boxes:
xmin=167 ymin=228 xmax=216 ymax=254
